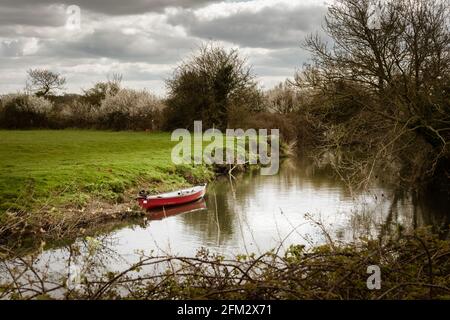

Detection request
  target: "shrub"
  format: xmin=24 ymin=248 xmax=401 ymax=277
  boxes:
xmin=97 ymin=89 xmax=164 ymax=130
xmin=49 ymin=100 xmax=100 ymax=129
xmin=264 ymin=81 xmax=301 ymax=114
xmin=82 ymin=75 xmax=122 ymax=107
xmin=0 ymin=94 xmax=53 ymax=129
xmin=242 ymin=112 xmax=297 ymax=142
xmin=164 ymin=44 xmax=258 ymax=131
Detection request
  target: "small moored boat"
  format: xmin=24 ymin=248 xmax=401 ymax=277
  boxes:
xmin=137 ymin=184 xmax=207 ymax=210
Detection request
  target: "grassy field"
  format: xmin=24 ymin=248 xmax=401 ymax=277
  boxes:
xmin=0 ymin=130 xmax=212 ymax=215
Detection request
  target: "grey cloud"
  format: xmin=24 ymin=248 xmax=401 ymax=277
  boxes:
xmin=168 ymin=4 xmax=327 ymax=49
xmin=0 ymin=4 xmax=66 ymax=27
xmin=250 ymin=48 xmax=311 ymax=69
xmin=0 ymin=40 xmax=25 ymax=57
xmin=0 ymin=0 xmax=217 ymax=17
xmin=0 ymin=0 xmax=217 ymax=32
xmin=36 ymin=28 xmax=201 ymax=64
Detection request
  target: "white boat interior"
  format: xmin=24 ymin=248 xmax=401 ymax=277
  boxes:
xmin=147 ymin=185 xmax=206 ymax=199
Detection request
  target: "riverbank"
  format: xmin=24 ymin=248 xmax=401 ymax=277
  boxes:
xmin=1 ymin=227 xmax=449 ymax=300
xmin=0 ymin=130 xmax=214 ymax=244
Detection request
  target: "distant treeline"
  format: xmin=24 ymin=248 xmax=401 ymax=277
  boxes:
xmin=0 ymin=81 xmax=304 ymax=142
xmin=0 ymin=80 xmax=165 ymax=131
xmin=0 ymin=49 xmax=307 ymax=143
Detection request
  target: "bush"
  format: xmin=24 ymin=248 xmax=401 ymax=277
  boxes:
xmin=242 ymin=112 xmax=297 ymax=142
xmin=82 ymin=76 xmax=121 ymax=107
xmin=164 ymin=44 xmax=258 ymax=131
xmin=48 ymin=100 xmax=100 ymax=129
xmin=264 ymin=81 xmax=301 ymax=114
xmin=97 ymin=89 xmax=164 ymax=130
xmin=0 ymin=94 xmax=53 ymax=129
xmin=0 ymin=89 xmax=166 ymax=131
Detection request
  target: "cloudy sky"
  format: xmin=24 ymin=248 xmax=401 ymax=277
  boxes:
xmin=0 ymin=0 xmax=328 ymax=96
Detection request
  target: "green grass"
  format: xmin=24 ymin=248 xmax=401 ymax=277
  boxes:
xmin=0 ymin=130 xmax=212 ymax=214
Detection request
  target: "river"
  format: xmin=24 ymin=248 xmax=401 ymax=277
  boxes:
xmin=14 ymin=158 xmax=446 ymax=272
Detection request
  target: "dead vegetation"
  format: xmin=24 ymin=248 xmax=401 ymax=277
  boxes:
xmin=0 ymin=227 xmax=449 ymax=300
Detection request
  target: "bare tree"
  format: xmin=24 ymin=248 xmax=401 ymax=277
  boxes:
xmin=265 ymin=81 xmax=301 ymax=114
xmin=26 ymin=69 xmax=66 ymax=96
xmin=297 ymin=0 xmax=450 ymax=190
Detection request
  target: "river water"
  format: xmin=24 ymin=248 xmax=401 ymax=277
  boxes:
xmin=17 ymin=157 xmax=446 ymax=277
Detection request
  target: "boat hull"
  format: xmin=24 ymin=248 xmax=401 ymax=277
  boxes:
xmin=138 ymin=185 xmax=206 ymax=210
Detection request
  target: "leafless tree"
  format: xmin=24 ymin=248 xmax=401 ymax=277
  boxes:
xmin=265 ymin=81 xmax=301 ymax=114
xmin=26 ymin=69 xmax=66 ymax=97
xmin=297 ymin=0 xmax=450 ymax=190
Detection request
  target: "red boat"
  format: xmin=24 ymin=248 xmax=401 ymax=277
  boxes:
xmin=137 ymin=184 xmax=207 ymax=210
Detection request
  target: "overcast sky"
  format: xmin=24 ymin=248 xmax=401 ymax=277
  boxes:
xmin=0 ymin=0 xmax=328 ymax=96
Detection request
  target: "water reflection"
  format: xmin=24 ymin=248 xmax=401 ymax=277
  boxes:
xmin=179 ymin=158 xmax=448 ymax=254
xmin=147 ymin=199 xmax=207 ymax=221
